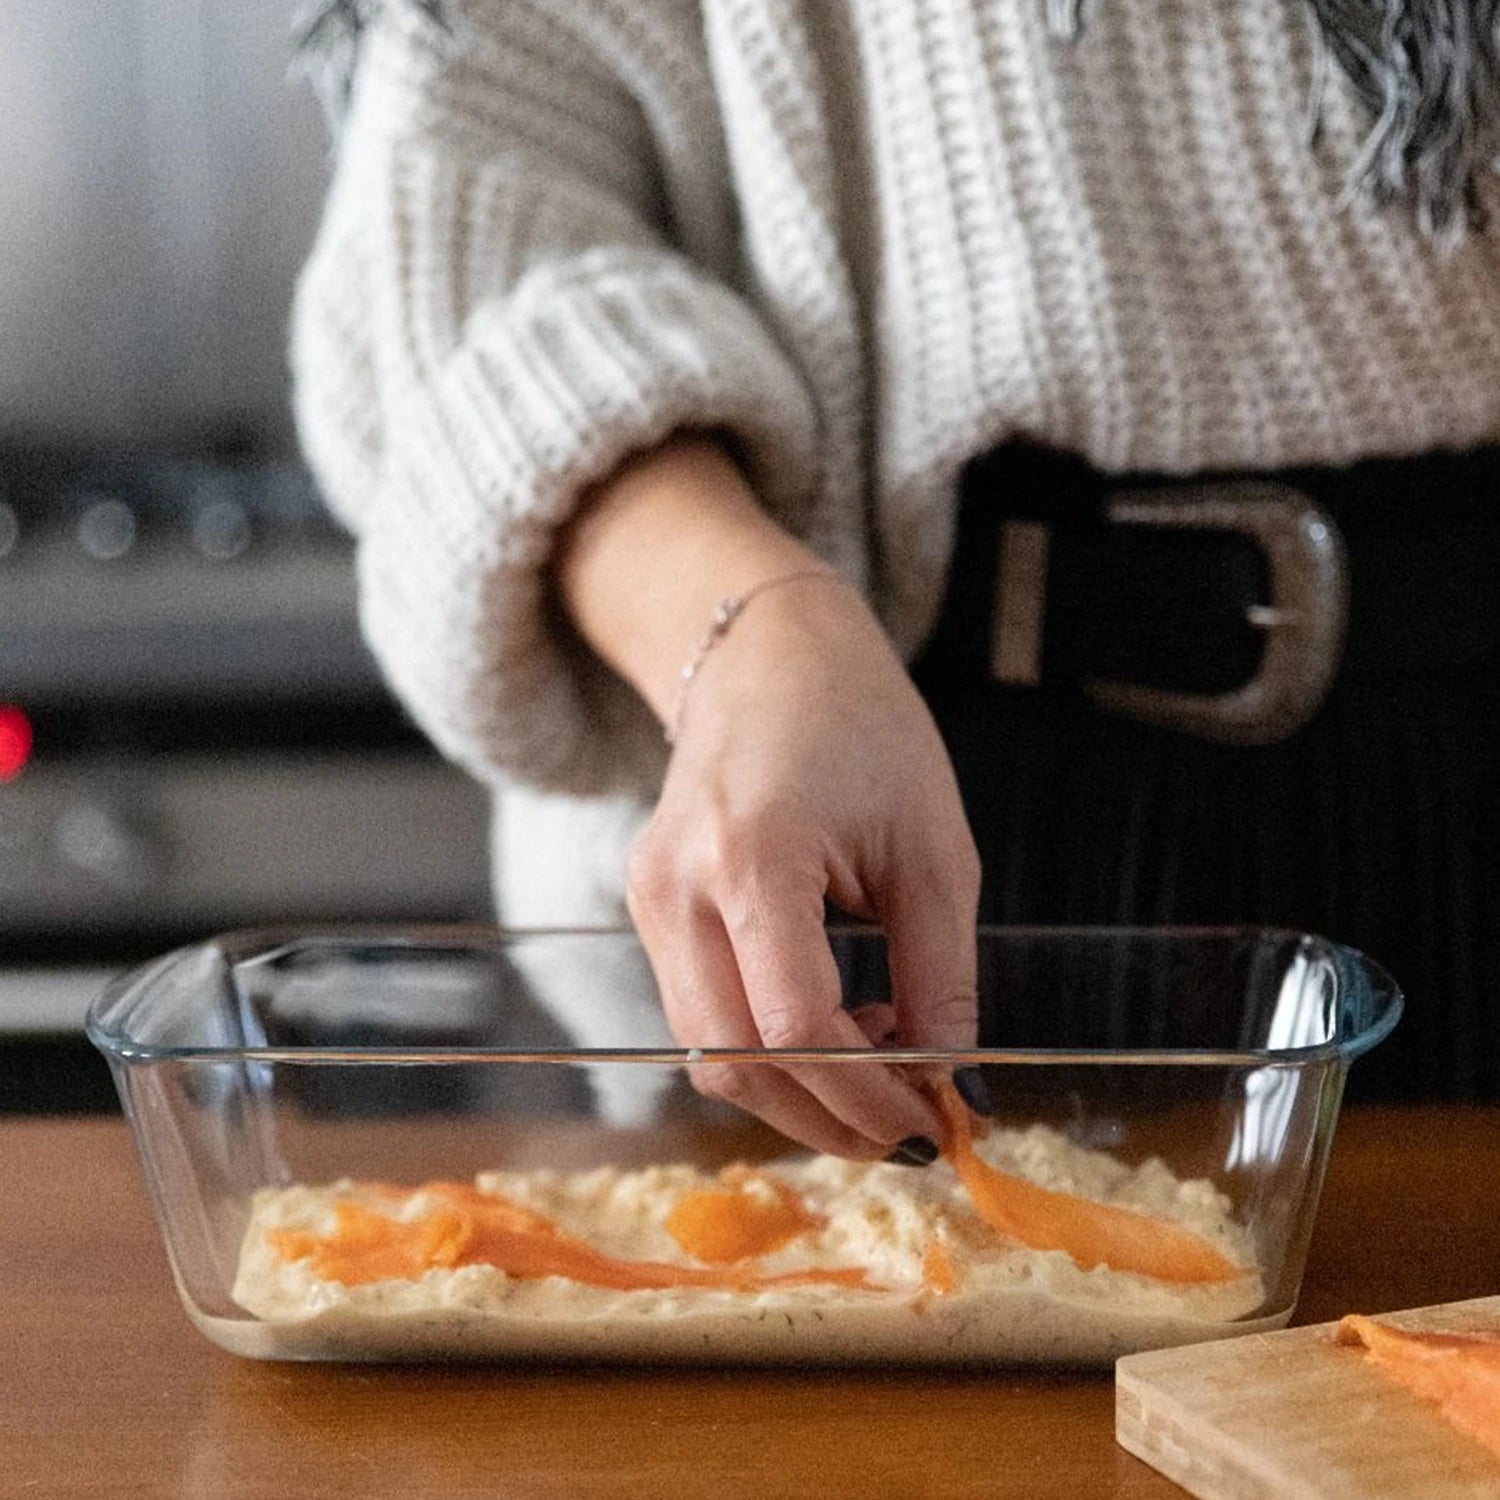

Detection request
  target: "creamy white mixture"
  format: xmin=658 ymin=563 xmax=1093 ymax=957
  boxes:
xmin=224 ymin=1124 xmax=1278 ymax=1365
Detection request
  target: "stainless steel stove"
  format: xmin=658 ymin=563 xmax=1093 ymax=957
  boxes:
xmin=1 ymin=0 xmax=495 ymax=1108
xmin=0 ymin=445 xmax=492 ymax=1108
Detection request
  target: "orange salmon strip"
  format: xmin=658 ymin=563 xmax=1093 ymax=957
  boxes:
xmin=663 ymin=1168 xmax=821 ymax=1264
xmin=270 ymin=1179 xmax=880 ymax=1294
xmin=933 ymin=1082 xmax=1246 ymax=1285
xmin=1337 ymin=1314 xmax=1500 ymax=1460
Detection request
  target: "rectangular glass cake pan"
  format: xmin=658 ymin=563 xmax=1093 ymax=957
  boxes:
xmin=87 ymin=926 xmax=1400 ymax=1367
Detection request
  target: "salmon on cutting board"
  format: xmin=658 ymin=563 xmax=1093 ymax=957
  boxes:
xmin=1116 ymin=1294 xmax=1500 ymax=1499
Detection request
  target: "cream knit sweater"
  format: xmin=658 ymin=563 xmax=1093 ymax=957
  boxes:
xmin=293 ymin=0 xmax=1500 ymax=928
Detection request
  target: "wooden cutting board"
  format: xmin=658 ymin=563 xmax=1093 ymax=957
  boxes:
xmin=1116 ymin=1295 xmax=1500 ymax=1499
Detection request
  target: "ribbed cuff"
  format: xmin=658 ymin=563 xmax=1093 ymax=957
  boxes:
xmin=354 ymin=248 xmax=821 ymax=795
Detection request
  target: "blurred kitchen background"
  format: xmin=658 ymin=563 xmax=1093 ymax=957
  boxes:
xmin=0 ymin=1 xmax=492 ymax=1109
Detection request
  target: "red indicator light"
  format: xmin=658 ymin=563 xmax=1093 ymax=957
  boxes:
xmin=0 ymin=705 xmax=33 ymax=782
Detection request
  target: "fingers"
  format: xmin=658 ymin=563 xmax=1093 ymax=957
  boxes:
xmin=630 ymin=889 xmax=885 ymax=1158
xmin=689 ymin=1058 xmax=883 ymax=1162
xmin=952 ymin=1065 xmax=997 ymax=1115
xmin=624 ymin=677 xmax=977 ymax=1159
xmin=877 ymin=832 xmax=982 ymax=1051
xmin=720 ymin=877 xmax=942 ymax=1146
xmin=847 ymin=1002 xmax=897 ymax=1046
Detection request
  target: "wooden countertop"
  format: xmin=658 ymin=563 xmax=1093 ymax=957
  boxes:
xmin=5 ymin=1108 xmax=1499 ymax=1499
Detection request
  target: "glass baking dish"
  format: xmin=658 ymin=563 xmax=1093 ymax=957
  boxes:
xmin=87 ymin=926 xmax=1400 ymax=1367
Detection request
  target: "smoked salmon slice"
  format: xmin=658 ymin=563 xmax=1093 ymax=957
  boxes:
xmin=932 ymin=1081 xmax=1246 ymax=1285
xmin=269 ymin=1179 xmax=881 ymax=1294
xmin=1337 ymin=1314 xmax=1500 ymax=1461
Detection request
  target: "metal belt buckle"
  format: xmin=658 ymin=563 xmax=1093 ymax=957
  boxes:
xmin=1089 ymin=482 xmax=1349 ymax=745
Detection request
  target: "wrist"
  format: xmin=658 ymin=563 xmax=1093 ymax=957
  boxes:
xmin=665 ymin=568 xmax=849 ymax=744
xmin=555 ymin=433 xmax=824 ymax=722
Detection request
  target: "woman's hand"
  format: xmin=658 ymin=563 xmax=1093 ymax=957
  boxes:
xmin=628 ymin=574 xmax=981 ymax=1157
xmin=558 ymin=436 xmax=980 ymax=1157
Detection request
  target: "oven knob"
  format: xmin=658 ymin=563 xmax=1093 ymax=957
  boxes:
xmin=0 ymin=501 xmax=18 ymax=559
xmin=191 ymin=497 xmax=252 ymax=560
xmin=76 ymin=498 xmax=137 ymax=561
xmin=52 ymin=802 xmax=164 ymax=889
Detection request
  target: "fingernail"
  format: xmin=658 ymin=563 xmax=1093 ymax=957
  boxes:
xmin=885 ymin=1135 xmax=939 ymax=1167
xmin=953 ymin=1066 xmax=994 ymax=1115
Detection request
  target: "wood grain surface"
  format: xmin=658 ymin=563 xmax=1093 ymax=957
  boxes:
xmin=1118 ymin=1297 xmax=1500 ymax=1499
xmin=3 ymin=1108 xmax=1499 ymax=1500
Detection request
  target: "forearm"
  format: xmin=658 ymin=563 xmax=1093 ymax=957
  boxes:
xmin=556 ymin=434 xmax=824 ymax=726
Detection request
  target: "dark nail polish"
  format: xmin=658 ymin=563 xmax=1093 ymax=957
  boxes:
xmin=886 ymin=1135 xmax=939 ymax=1167
xmin=953 ymin=1066 xmax=995 ymax=1116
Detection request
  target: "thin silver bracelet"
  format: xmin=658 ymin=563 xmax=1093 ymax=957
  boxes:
xmin=666 ymin=568 xmax=842 ymax=745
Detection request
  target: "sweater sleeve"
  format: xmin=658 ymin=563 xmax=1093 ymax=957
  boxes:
xmin=291 ymin=1 xmax=820 ymax=796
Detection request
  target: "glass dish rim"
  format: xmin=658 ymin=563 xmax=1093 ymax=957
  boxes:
xmin=85 ymin=921 xmax=1403 ymax=1070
